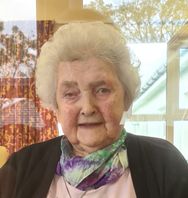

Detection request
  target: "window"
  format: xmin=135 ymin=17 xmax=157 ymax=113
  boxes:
xmin=179 ymin=48 xmax=188 ymax=109
xmin=174 ymin=121 xmax=188 ymax=160
xmin=0 ymin=0 xmax=36 ymax=21
xmin=83 ymin=0 xmax=188 ymax=160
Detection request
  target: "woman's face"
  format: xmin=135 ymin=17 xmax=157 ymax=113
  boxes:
xmin=56 ymin=57 xmax=126 ymax=156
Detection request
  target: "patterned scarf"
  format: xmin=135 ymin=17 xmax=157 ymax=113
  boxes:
xmin=56 ymin=129 xmax=128 ymax=191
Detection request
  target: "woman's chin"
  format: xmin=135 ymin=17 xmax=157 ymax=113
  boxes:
xmin=77 ymin=135 xmax=113 ymax=153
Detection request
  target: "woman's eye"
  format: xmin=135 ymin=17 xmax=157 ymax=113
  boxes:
xmin=96 ymin=87 xmax=111 ymax=95
xmin=63 ymin=92 xmax=78 ymax=99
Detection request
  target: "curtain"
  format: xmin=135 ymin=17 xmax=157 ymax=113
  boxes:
xmin=0 ymin=20 xmax=58 ymax=154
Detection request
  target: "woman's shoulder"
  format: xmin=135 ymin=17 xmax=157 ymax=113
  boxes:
xmin=4 ymin=136 xmax=62 ymax=169
xmin=126 ymin=132 xmax=187 ymax=166
xmin=127 ymin=132 xmax=178 ymax=152
xmin=126 ymin=133 xmax=188 ymax=197
xmin=18 ymin=136 xmax=62 ymax=154
xmin=0 ymin=136 xmax=63 ymax=197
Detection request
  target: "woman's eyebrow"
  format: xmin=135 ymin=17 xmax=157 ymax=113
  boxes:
xmin=60 ymin=81 xmax=78 ymax=88
xmin=89 ymin=80 xmax=107 ymax=87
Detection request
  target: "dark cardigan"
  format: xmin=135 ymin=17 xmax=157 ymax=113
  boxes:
xmin=0 ymin=133 xmax=188 ymax=198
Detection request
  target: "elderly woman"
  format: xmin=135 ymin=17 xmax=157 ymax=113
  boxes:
xmin=0 ymin=10 xmax=188 ymax=198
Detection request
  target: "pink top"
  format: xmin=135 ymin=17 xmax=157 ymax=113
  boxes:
xmin=47 ymin=168 xmax=137 ymax=198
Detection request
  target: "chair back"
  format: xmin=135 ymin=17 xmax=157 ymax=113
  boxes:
xmin=0 ymin=146 xmax=9 ymax=168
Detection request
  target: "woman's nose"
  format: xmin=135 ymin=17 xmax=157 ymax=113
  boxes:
xmin=80 ymin=94 xmax=96 ymax=116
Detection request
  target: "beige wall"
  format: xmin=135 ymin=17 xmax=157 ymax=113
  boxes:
xmin=36 ymin=0 xmax=83 ymax=20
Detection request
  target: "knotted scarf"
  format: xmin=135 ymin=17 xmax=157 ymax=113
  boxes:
xmin=56 ymin=129 xmax=128 ymax=191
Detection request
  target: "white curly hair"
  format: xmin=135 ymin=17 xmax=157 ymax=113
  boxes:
xmin=35 ymin=21 xmax=140 ymax=110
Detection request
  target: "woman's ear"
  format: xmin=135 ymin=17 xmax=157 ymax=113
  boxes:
xmin=123 ymin=90 xmax=132 ymax=111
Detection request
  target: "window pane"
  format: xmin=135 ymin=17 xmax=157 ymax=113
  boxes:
xmin=179 ymin=48 xmax=188 ymax=109
xmin=174 ymin=121 xmax=188 ymax=161
xmin=130 ymin=43 xmax=166 ymax=115
xmin=125 ymin=121 xmax=166 ymax=139
xmin=0 ymin=0 xmax=36 ymax=20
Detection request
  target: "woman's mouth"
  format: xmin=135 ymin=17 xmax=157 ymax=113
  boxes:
xmin=78 ymin=122 xmax=103 ymax=127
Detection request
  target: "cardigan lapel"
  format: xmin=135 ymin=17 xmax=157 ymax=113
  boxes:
xmin=17 ymin=137 xmax=62 ymax=198
xmin=126 ymin=133 xmax=150 ymax=198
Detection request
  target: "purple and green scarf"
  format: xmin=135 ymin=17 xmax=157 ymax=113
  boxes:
xmin=56 ymin=129 xmax=128 ymax=191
